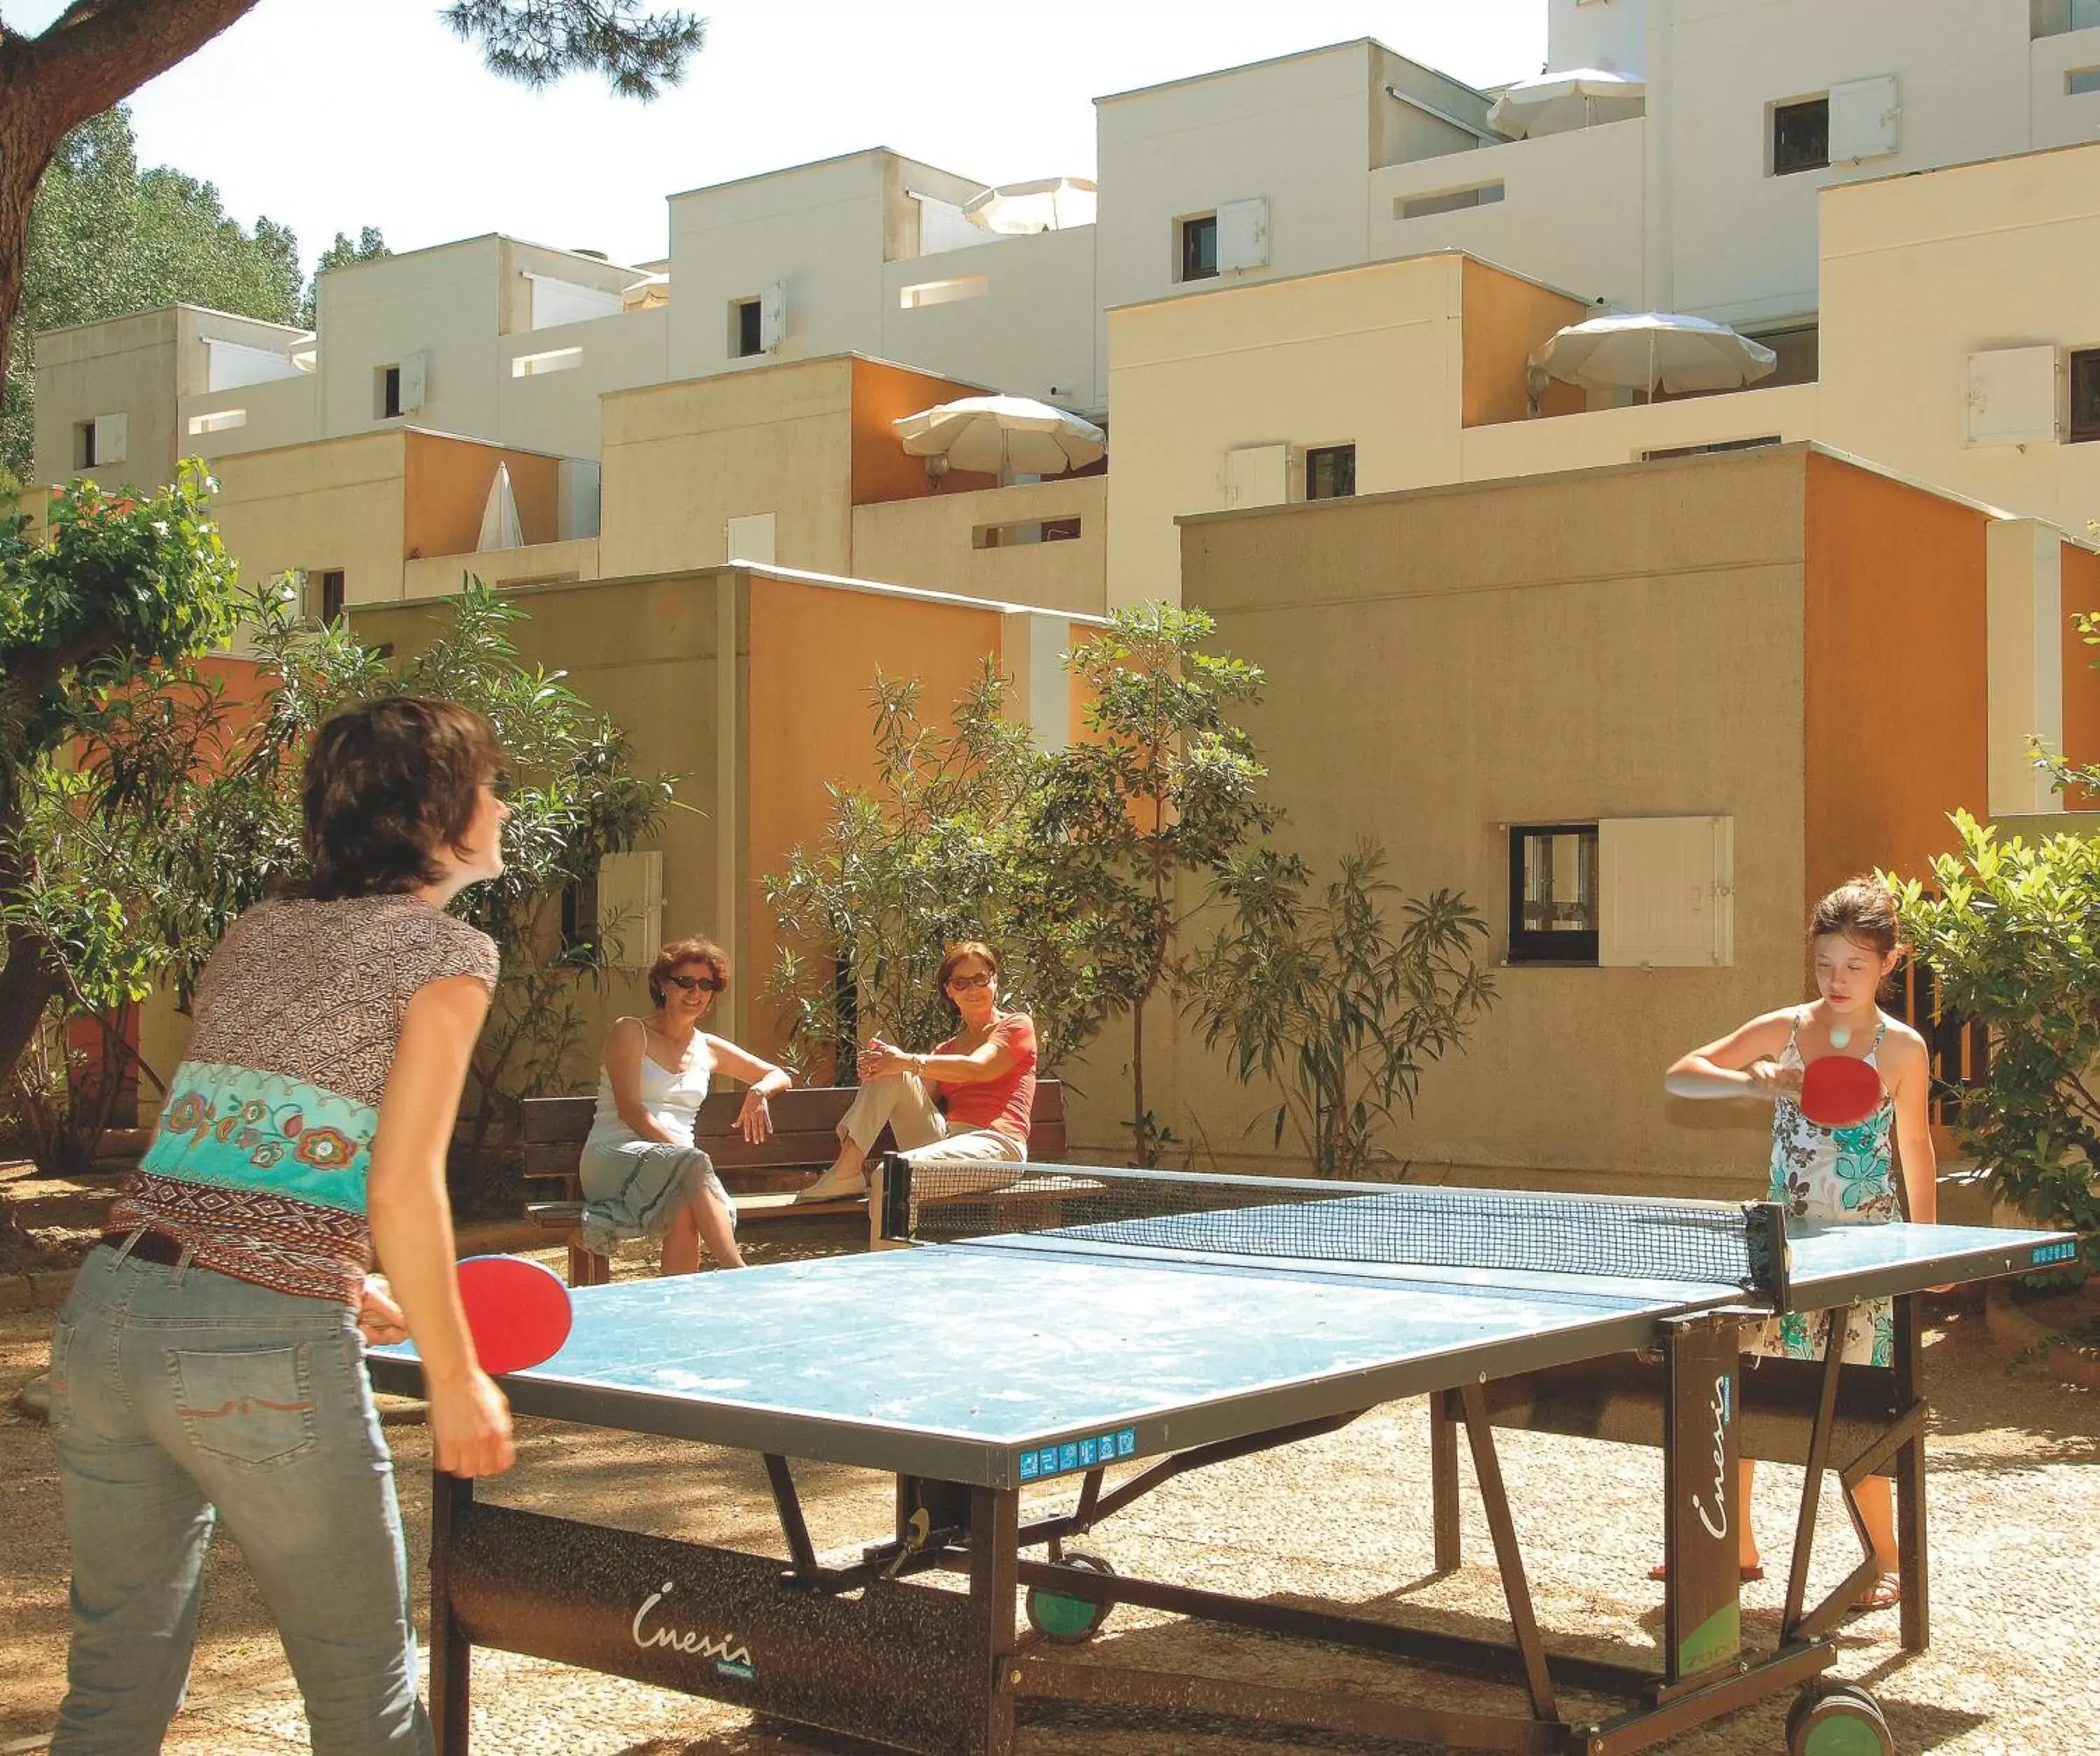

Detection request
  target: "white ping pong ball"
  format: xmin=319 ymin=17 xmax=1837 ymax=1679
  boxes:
xmin=1829 ymin=1024 xmax=1851 ymax=1050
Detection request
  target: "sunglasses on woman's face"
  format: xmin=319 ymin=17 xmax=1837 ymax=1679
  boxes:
xmin=947 ymin=973 xmax=995 ymax=991
xmin=663 ymin=973 xmax=724 ymax=994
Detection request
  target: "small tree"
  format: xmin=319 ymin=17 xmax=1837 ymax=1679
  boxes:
xmin=1184 ymin=841 xmax=1497 ymax=1178
xmin=1893 ymin=813 xmax=2100 ymax=1271
xmin=763 ymin=664 xmax=1109 ymax=1077
xmin=1033 ymin=603 xmax=1273 ymax=1164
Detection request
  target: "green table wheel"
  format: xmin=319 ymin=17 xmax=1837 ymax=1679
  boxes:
xmin=1026 ymin=1551 xmax=1116 ymax=1644
xmin=1787 ymin=1680 xmax=1894 ymax=1756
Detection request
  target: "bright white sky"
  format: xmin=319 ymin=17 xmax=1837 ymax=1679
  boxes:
xmin=13 ymin=0 xmax=1547 ymax=274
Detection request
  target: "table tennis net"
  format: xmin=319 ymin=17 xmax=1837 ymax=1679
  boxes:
xmin=882 ymin=1158 xmax=1785 ymax=1299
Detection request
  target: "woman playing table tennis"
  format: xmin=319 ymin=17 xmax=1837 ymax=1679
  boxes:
xmin=49 ymin=699 xmax=515 ymax=1755
xmin=1663 ymin=877 xmax=1937 ymax=1612
xmin=577 ymin=937 xmax=789 ymax=1273
xmin=797 ymin=940 xmax=1037 ymax=1201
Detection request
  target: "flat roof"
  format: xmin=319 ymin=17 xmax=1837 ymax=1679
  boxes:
xmin=666 ymin=145 xmax=989 ymax=207
xmin=1096 ymin=36 xmax=1486 ymax=106
xmin=1107 ymin=246 xmax=1597 ymax=319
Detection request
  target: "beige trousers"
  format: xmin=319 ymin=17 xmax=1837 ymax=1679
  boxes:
xmin=836 ymin=1072 xmax=1027 ymax=1166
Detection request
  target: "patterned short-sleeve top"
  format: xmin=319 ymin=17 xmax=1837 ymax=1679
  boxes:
xmin=111 ymin=893 xmax=499 ymax=1304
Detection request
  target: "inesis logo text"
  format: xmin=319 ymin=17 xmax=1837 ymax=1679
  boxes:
xmin=1693 ymin=1374 xmax=1732 ymax=1542
xmin=632 ymin=1581 xmax=755 ymax=1681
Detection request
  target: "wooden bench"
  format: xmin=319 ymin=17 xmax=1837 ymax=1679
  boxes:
xmin=521 ymin=1080 xmax=1067 ymax=1285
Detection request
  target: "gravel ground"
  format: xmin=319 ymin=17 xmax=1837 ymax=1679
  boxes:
xmin=2 ymin=1249 xmax=2094 ymax=1756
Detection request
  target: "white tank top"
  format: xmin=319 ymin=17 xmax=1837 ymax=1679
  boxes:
xmin=584 ymin=1031 xmax=713 ymax=1150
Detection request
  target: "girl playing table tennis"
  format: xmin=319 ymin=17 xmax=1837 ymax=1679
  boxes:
xmin=50 ymin=699 xmax=514 ymax=1755
xmin=1663 ymin=877 xmax=1937 ymax=1612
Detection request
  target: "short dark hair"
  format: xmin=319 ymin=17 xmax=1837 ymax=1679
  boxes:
xmin=302 ymin=698 xmax=506 ymax=900
xmin=648 ymin=937 xmax=729 ymax=1007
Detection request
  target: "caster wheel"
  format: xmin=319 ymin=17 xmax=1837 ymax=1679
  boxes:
xmin=1786 ymin=1680 xmax=1893 ymax=1756
xmin=1026 ymin=1551 xmax=1115 ymax=1643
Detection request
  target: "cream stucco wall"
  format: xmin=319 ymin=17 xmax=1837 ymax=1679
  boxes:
xmin=178 ymin=370 xmax=320 ymax=461
xmin=402 ymin=537 xmax=601 ymax=599
xmin=850 ymin=477 xmax=1106 ymax=614
xmin=2029 ymin=24 xmax=2100 ymax=148
xmin=1461 ymin=382 xmax=1819 ymax=478
xmin=878 ymin=227 xmax=1098 ymax=410
xmin=1164 ymin=450 xmax=1813 ymax=1191
xmin=496 ymin=305 xmax=669 ymax=459
xmin=209 ymin=431 xmax=410 ymax=605
xmin=598 ymin=356 xmax=858 ymax=578
xmin=1816 ymin=139 xmax=2100 ymax=540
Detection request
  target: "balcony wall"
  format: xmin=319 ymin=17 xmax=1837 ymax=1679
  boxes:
xmin=850 ymin=476 xmax=1107 ymax=615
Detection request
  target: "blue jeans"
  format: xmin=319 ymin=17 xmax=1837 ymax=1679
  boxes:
xmin=48 ymin=1241 xmax=431 ymax=1755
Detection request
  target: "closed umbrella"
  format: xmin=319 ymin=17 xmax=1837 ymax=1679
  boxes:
xmin=1487 ymin=68 xmax=1645 ymax=139
xmin=893 ymin=394 xmax=1105 ymax=480
xmin=1530 ymin=312 xmax=1777 ymax=396
xmin=476 ymin=461 xmax=524 ymax=551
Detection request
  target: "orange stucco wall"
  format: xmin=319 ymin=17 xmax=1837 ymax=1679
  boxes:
xmin=1802 ymin=453 xmax=1990 ymax=904
xmin=848 ymin=358 xmax=998 ymax=506
xmin=1460 ymin=259 xmax=1586 ymax=428
xmin=2060 ymin=541 xmax=2100 ymax=804
xmin=402 ymin=432 xmax=561 ymax=559
xmin=743 ymin=573 xmax=1007 ymax=1064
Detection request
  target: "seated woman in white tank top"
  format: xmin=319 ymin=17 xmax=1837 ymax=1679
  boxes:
xmin=578 ymin=936 xmax=790 ymax=1274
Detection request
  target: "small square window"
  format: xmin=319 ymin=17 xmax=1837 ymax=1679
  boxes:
xmin=2070 ymin=349 xmax=2100 ymax=444
xmin=318 ymin=569 xmax=346 ymax=622
xmin=1180 ymin=214 xmax=1218 ymax=282
xmin=1772 ymin=97 xmax=1830 ymax=176
xmin=377 ymin=364 xmax=402 ymax=419
xmin=1304 ymin=444 xmax=1357 ymax=501
xmin=731 ymin=298 xmax=764 ymax=358
xmin=1508 ymin=824 xmax=1600 ymax=965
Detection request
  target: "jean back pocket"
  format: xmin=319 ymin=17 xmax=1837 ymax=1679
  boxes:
xmin=167 ymin=1344 xmax=317 ymax=1468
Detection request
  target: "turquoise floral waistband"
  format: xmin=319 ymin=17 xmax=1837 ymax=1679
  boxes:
xmin=141 ymin=1061 xmax=377 ymax=1215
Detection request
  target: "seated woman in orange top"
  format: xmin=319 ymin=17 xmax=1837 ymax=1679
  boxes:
xmin=796 ymin=942 xmax=1036 ymax=1202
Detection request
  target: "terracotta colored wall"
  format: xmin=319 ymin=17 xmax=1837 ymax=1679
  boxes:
xmin=743 ymin=573 xmax=1006 ymax=1062
xmin=402 ymin=431 xmax=561 ymax=559
xmin=2062 ymin=541 xmax=2100 ymax=806
xmin=848 ymin=358 xmax=998 ymax=506
xmin=1802 ymin=453 xmax=1989 ymax=905
xmin=1460 ymin=258 xmax=1587 ymax=428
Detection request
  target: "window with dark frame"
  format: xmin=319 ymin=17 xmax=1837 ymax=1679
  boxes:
xmin=2069 ymin=348 xmax=2100 ymax=443
xmin=379 ymin=364 xmax=403 ymax=419
xmin=732 ymin=298 xmax=764 ymax=358
xmin=77 ymin=420 xmax=97 ymax=468
xmin=1508 ymin=824 xmax=1600 ymax=965
xmin=1304 ymin=444 xmax=1357 ymax=501
xmin=1180 ymin=214 xmax=1219 ymax=281
xmin=1772 ymin=97 xmax=1830 ymax=176
xmin=318 ymin=569 xmax=346 ymax=622
xmin=561 ymin=873 xmax=601 ymax=959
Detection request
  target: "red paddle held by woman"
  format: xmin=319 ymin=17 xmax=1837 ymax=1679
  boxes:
xmin=454 ymin=1255 xmax=573 ymax=1375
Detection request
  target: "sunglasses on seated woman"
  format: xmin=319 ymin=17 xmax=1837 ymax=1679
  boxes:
xmin=946 ymin=973 xmax=995 ymax=991
xmin=662 ymin=973 xmax=725 ymax=994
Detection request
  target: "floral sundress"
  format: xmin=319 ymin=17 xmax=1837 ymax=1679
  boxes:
xmin=1750 ymin=1009 xmax=1898 ymax=1369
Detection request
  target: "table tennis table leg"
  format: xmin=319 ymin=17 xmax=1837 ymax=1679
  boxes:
xmin=1429 ymin=1390 xmax=1461 ymax=1573
xmin=430 ymin=1470 xmax=472 ymax=1756
xmin=1894 ymin=1290 xmax=1929 ymax=1652
xmin=969 ymin=1485 xmax=1021 ymax=1756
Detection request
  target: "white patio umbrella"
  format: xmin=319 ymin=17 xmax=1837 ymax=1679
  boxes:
xmin=476 ymin=461 xmax=524 ymax=551
xmin=964 ymin=176 xmax=1098 ymax=235
xmin=1530 ymin=312 xmax=1777 ymax=396
xmin=893 ymin=394 xmax=1106 ymax=479
xmin=1487 ymin=68 xmax=1645 ymax=139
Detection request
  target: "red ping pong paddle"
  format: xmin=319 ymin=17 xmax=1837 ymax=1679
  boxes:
xmin=457 ymin=1254 xmax=573 ymax=1376
xmin=1798 ymin=1056 xmax=1884 ymax=1128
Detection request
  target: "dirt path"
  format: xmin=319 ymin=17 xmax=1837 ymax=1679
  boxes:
xmin=4 ymin=1267 xmax=2094 ymax=1755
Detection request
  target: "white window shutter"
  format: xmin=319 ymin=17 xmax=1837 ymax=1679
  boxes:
xmin=758 ymin=283 xmax=786 ymax=351
xmin=1597 ymin=816 xmax=1734 ymax=968
xmin=1828 ymin=74 xmax=1900 ymax=163
xmin=724 ymin=511 xmax=777 ymax=564
xmin=1963 ymin=347 xmax=2057 ymax=447
xmin=94 ymin=412 xmax=128 ymax=464
xmin=1215 ymin=197 xmax=1270 ymax=272
xmin=398 ymin=351 xmax=428 ymax=413
xmin=596 ymin=850 xmax=664 ymax=970
xmin=1224 ymin=443 xmax=1291 ymax=508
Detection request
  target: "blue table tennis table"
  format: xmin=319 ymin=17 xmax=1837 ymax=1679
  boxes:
xmin=367 ymin=1162 xmax=2076 ymax=1756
